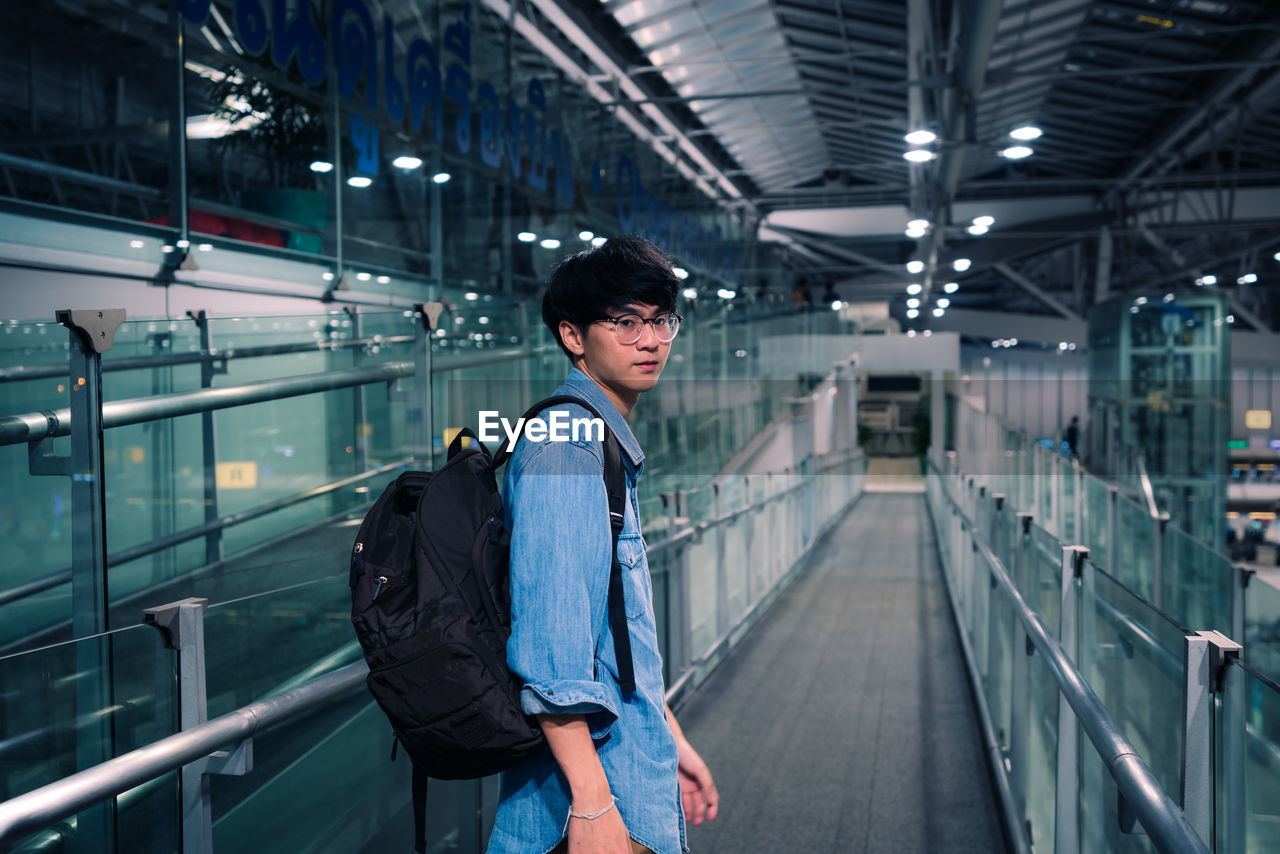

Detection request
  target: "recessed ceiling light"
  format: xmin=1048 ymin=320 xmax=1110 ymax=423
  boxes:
xmin=540 ymin=238 xmax=561 ymax=249
xmin=904 ymin=130 xmax=937 ymax=145
xmin=907 ymin=283 xmax=923 ymax=295
xmin=1237 ymin=273 xmax=1256 ymax=285
xmin=579 ymin=230 xmax=594 ymax=241
xmin=517 ymin=232 xmax=537 ymax=242
xmin=682 ymin=287 xmax=698 ymax=300
xmin=1200 ymin=274 xmax=1217 ymax=286
xmin=999 ymin=146 xmax=1034 ymax=159
xmin=310 ymin=161 xmax=334 ymax=173
xmin=953 ymin=258 xmax=971 ymax=272
xmin=944 ymin=282 xmax=959 ymax=293
xmin=906 ymin=308 xmax=919 ymax=319
xmin=968 ymin=224 xmax=989 ymax=236
xmin=673 ymin=267 xmax=689 ymax=279
xmin=973 ymin=216 xmax=995 ymax=227
xmin=347 ymin=175 xmax=373 ymax=188
xmin=907 ymin=298 xmax=920 ymax=309
xmin=903 ymin=149 xmax=936 ymax=162
xmin=1010 ymin=126 xmax=1042 ymax=141
xmin=937 ymin=298 xmax=950 ymax=308
xmin=392 ymin=155 xmax=423 ymax=169
xmin=932 ymin=307 xmax=945 ymax=317
xmin=906 ymin=260 xmax=924 ymax=274
xmin=432 ymin=172 xmax=451 ymax=184
xmin=592 ymin=237 xmax=607 ymax=247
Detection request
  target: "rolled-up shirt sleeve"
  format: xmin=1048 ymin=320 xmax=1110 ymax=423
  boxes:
xmin=504 ymin=438 xmax=618 ymax=736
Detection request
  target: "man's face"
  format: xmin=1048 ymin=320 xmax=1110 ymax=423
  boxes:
xmin=564 ymin=302 xmax=672 ymax=402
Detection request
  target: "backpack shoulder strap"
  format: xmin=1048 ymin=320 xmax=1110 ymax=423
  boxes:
xmin=496 ymin=394 xmax=636 ymax=694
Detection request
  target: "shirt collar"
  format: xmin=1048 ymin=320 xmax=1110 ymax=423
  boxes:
xmin=558 ymin=367 xmax=645 ymax=469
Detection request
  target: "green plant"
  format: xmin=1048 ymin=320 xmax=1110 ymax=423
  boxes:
xmin=208 ymin=68 xmax=330 ymax=189
xmin=911 ymin=407 xmax=931 ymax=457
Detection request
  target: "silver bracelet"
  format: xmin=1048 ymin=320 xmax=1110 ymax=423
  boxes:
xmin=568 ymin=796 xmax=617 ymax=821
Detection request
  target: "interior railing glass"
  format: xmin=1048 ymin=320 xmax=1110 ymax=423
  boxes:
xmin=0 ymin=299 xmax=859 ymax=853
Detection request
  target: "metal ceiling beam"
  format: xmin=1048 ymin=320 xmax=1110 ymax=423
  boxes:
xmin=993 ymin=262 xmax=1084 ymax=321
xmin=765 ymin=224 xmax=905 ymax=277
xmin=1118 ymin=32 xmax=1280 ymax=190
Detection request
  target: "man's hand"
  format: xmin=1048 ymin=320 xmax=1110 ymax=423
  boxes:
xmin=567 ymin=798 xmax=632 ymax=853
xmin=666 ymin=706 xmax=719 ymax=826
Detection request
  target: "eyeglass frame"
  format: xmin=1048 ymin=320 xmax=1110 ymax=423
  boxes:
xmin=592 ymin=312 xmax=683 ymax=344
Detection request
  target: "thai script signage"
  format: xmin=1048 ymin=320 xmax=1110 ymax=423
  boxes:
xmin=176 ymin=0 xmax=737 ymax=280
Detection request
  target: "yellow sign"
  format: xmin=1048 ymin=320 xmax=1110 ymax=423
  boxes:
xmin=442 ymin=428 xmax=472 ymax=449
xmin=217 ymin=462 xmax=258 ymax=489
xmin=1245 ymin=409 xmax=1272 ymax=430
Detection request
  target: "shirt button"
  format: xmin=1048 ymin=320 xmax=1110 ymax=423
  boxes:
xmin=547 ymin=691 xmax=555 ymax=696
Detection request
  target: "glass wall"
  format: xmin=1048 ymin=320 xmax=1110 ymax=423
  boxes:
xmin=0 ymin=0 xmax=768 ymax=306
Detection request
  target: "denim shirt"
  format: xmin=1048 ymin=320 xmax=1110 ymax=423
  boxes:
xmin=486 ymin=369 xmax=684 ymax=854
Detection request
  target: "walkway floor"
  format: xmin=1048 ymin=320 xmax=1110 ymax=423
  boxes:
xmin=678 ymin=492 xmax=1008 ymax=854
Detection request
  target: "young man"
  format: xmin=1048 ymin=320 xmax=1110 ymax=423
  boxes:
xmin=487 ymin=238 xmax=718 ymax=854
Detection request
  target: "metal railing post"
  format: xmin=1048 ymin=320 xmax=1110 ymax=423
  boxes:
xmin=1078 ymin=553 xmax=1105 ymax=854
xmin=1230 ymin=565 xmax=1252 ymax=649
xmin=1106 ymin=486 xmax=1118 ymax=574
xmin=1221 ymin=654 xmax=1247 ymax=854
xmin=144 ymin=598 xmax=252 ymax=854
xmin=1153 ymin=512 xmax=1169 ymax=609
xmin=1182 ymin=630 xmax=1241 ymax=850
xmin=27 ymin=309 xmax=125 ymax=854
xmin=189 ymin=311 xmax=225 ymax=566
xmin=1009 ymin=512 xmax=1034 ymax=815
xmin=1056 ymin=545 xmax=1088 ymax=854
xmin=987 ymin=496 xmax=1006 ymax=688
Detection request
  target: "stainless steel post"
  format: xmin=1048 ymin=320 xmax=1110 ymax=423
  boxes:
xmin=1055 ymin=545 xmax=1088 ymax=854
xmin=1009 ymin=512 xmax=1034 ymax=821
xmin=38 ymin=309 xmax=125 ymax=854
xmin=143 ymin=598 xmax=252 ymax=854
xmin=1106 ymin=486 xmax=1118 ymax=574
xmin=190 ymin=311 xmax=224 ymax=566
xmin=1152 ymin=512 xmax=1169 ymax=609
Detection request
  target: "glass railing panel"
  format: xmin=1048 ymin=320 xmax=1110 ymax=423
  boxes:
xmin=1223 ymin=661 xmax=1280 ymax=854
xmin=1084 ymin=475 xmax=1111 ymax=571
xmin=1113 ymin=496 xmax=1154 ymax=600
xmin=986 ymin=572 xmax=1014 ymax=774
xmin=1245 ymin=575 xmax=1280 ymax=684
xmin=1083 ymin=567 xmax=1185 ymax=800
xmin=1163 ymin=524 xmax=1232 ymax=636
xmin=1078 ymin=738 xmax=1158 ymax=854
xmin=1062 ymin=468 xmax=1077 ymax=544
xmin=685 ymin=523 xmax=720 ymax=660
xmin=0 ymin=622 xmax=178 ymax=852
xmin=203 ymin=574 xmax=354 ymax=719
xmin=1029 ymin=525 xmax=1063 ymax=638
xmin=722 ymin=513 xmax=749 ymax=626
xmin=1024 ymin=650 xmax=1060 ymax=854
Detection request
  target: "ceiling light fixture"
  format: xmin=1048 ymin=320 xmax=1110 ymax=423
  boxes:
xmin=903 ymin=149 xmax=936 ymax=163
xmin=907 ymin=298 xmax=920 ymax=309
xmin=999 ymin=146 xmax=1034 ymax=159
xmin=906 ymin=308 xmax=919 ymax=319
xmin=540 ymin=238 xmax=561 ymax=249
xmin=973 ymin=216 xmax=995 ymax=227
xmin=392 ymin=155 xmax=423 ymax=169
xmin=932 ymin=307 xmax=945 ymax=317
xmin=907 ymin=283 xmax=923 ymax=295
xmin=968 ymin=224 xmax=989 ymax=236
xmin=937 ymin=298 xmax=950 ymax=309
xmin=592 ymin=237 xmax=607 ymax=248
xmin=953 ymin=258 xmax=971 ymax=272
xmin=673 ymin=267 xmax=689 ymax=279
xmin=309 ymin=161 xmax=334 ymax=173
xmin=347 ymin=175 xmax=373 ymax=188
xmin=907 ymin=260 xmax=925 ymax=274
xmin=517 ymin=232 xmax=537 ymax=242
xmin=1237 ymin=273 xmax=1257 ymax=285
xmin=904 ymin=130 xmax=937 ymax=145
xmin=943 ymin=282 xmax=959 ymax=294
xmin=579 ymin=230 xmax=594 ymax=241
xmin=682 ymin=287 xmax=698 ymax=300
xmin=1010 ymin=126 xmax=1042 ymax=141
xmin=432 ymin=172 xmax=452 ymax=184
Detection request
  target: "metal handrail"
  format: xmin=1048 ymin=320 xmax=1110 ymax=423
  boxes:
xmin=0 ymin=334 xmax=414 ymax=383
xmin=0 ymin=662 xmax=369 ymax=845
xmin=0 ymin=458 xmax=410 ymax=609
xmin=935 ymin=467 xmax=1209 ymax=854
xmin=1136 ymin=455 xmax=1162 ymax=519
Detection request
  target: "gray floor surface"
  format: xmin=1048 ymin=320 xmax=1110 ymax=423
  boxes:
xmin=678 ymin=492 xmax=1009 ymax=854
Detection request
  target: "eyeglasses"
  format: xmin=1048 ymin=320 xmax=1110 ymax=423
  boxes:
xmin=594 ymin=313 xmax=682 ymax=345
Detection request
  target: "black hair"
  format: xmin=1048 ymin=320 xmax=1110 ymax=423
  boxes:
xmin=541 ymin=237 xmax=679 ymax=358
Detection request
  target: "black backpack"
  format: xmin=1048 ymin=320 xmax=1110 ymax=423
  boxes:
xmin=349 ymin=395 xmax=635 ymax=851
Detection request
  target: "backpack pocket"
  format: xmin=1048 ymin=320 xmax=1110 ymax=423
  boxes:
xmin=352 ymin=561 xmax=417 ymax=646
xmin=367 ymin=637 xmax=542 ymax=778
